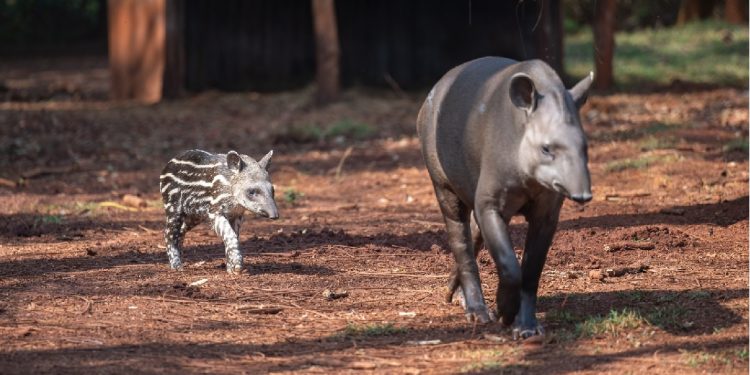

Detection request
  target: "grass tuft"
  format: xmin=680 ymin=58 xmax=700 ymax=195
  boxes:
xmin=576 ymin=309 xmax=648 ymax=337
xmin=283 ymin=188 xmax=303 ymax=205
xmin=279 ymin=119 xmax=376 ymax=143
xmin=723 ymin=138 xmax=749 ymax=153
xmin=639 ymin=135 xmax=678 ymax=151
xmin=566 ymin=21 xmax=748 ymax=88
xmin=605 ymin=155 xmax=658 ymax=172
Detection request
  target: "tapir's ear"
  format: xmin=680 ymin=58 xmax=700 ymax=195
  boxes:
xmin=258 ymin=150 xmax=273 ymax=170
xmin=509 ymin=73 xmax=537 ymax=114
xmin=569 ymin=71 xmax=594 ymax=109
xmin=226 ymin=151 xmax=244 ymax=172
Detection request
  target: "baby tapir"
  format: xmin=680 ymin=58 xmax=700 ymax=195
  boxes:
xmin=417 ymin=57 xmax=593 ymax=339
xmin=159 ymin=149 xmax=279 ymax=273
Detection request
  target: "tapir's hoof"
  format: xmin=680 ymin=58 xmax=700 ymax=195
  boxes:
xmin=465 ymin=306 xmax=497 ymax=324
xmin=169 ymin=262 xmax=184 ymax=271
xmin=512 ymin=325 xmax=545 ymax=341
xmin=226 ymin=264 xmax=245 ymax=275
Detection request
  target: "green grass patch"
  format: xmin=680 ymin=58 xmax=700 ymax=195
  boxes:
xmin=460 ymin=349 xmax=524 ymax=374
xmin=38 ymin=214 xmax=62 ymax=224
xmin=646 ymin=305 xmax=691 ymax=331
xmin=723 ymin=138 xmax=749 ymax=153
xmin=576 ymin=309 xmax=648 ymax=337
xmin=546 ymin=309 xmax=579 ymax=325
xmin=604 ymin=155 xmax=659 ymax=172
xmin=280 ymin=119 xmax=377 ymax=143
xmin=566 ymin=21 xmax=749 ymax=88
xmin=680 ymin=348 xmax=747 ymax=368
xmin=639 ymin=135 xmax=679 ymax=151
xmin=593 ymin=122 xmax=680 ymax=143
xmin=326 ymin=119 xmax=376 ymax=140
xmin=283 ymin=188 xmax=304 ymax=205
xmin=460 ymin=360 xmax=505 ymax=373
xmin=338 ymin=322 xmax=406 ymax=338
xmin=737 ymin=347 xmax=749 ymax=361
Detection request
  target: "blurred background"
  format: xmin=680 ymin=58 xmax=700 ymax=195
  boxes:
xmin=0 ymin=0 xmax=747 ymax=188
xmin=0 ymin=0 xmax=747 ymax=102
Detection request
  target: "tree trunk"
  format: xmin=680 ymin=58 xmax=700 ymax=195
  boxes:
xmin=311 ymin=0 xmax=340 ymax=104
xmin=593 ymin=0 xmax=616 ymax=90
xmin=162 ymin=0 xmax=185 ymax=99
xmin=677 ymin=0 xmax=715 ymax=25
xmin=725 ymin=0 xmax=748 ymax=25
xmin=108 ymin=0 xmax=166 ymax=103
xmin=534 ymin=0 xmax=564 ymax=77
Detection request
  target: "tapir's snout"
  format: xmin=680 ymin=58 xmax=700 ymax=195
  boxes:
xmin=259 ymin=201 xmax=279 ymax=220
xmin=553 ymin=153 xmax=592 ymax=204
xmin=570 ymin=192 xmax=592 ymax=203
xmin=263 ymin=206 xmax=279 ymax=220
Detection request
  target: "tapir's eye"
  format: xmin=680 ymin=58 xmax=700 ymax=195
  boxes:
xmin=541 ymin=144 xmax=552 ymax=156
xmin=247 ymin=188 xmax=259 ymax=197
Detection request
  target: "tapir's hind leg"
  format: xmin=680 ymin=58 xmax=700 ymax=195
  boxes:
xmin=446 ymin=213 xmax=483 ymax=304
xmin=433 ymin=184 xmax=494 ymax=324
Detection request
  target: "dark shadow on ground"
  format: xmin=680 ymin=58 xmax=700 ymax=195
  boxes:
xmin=2 ymin=196 xmax=746 ymax=277
xmin=560 ymin=196 xmax=748 ymax=230
xmin=539 ymin=289 xmax=747 ymax=336
xmin=0 ymin=213 xmax=163 ymax=242
xmin=0 ymin=288 xmax=745 ymax=374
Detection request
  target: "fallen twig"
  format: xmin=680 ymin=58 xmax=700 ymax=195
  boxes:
xmin=591 ymin=264 xmax=650 ymax=280
xmin=98 ymin=201 xmax=138 ymax=211
xmin=259 ymin=250 xmax=301 ymax=258
xmin=605 ymin=191 xmax=651 ymax=201
xmin=334 ymin=146 xmax=354 ymax=180
xmin=0 ymin=177 xmax=16 ymax=188
xmin=383 ymin=73 xmax=407 ymax=98
xmin=76 ymin=296 xmax=93 ymax=315
xmin=604 ymin=241 xmax=655 ymax=252
xmin=236 ymin=305 xmax=283 ymax=314
xmin=21 ymin=165 xmax=77 ymax=179
xmin=349 ymin=271 xmax=448 ymax=278
xmin=407 ymin=339 xmax=442 ymax=346
xmin=138 ymin=225 xmax=159 ymax=234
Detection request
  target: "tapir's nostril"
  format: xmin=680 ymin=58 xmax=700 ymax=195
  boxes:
xmin=264 ymin=208 xmax=279 ymax=220
xmin=570 ymin=192 xmax=592 ymax=203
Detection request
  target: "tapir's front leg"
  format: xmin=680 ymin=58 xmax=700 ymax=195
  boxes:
xmin=513 ymin=199 xmax=562 ymax=339
xmin=211 ymin=214 xmax=243 ymax=274
xmin=475 ymin=206 xmax=522 ymax=327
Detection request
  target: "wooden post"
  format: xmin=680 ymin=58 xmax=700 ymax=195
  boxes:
xmin=725 ymin=0 xmax=748 ymax=25
xmin=677 ymin=0 xmax=715 ymax=25
xmin=534 ymin=0 xmax=564 ymax=76
xmin=108 ymin=0 xmax=166 ymax=103
xmin=312 ymin=0 xmax=340 ymax=104
xmin=163 ymin=0 xmax=185 ymax=98
xmin=593 ymin=0 xmax=615 ymax=90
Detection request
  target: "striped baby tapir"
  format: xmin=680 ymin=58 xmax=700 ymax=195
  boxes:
xmin=159 ymin=149 xmax=279 ymax=273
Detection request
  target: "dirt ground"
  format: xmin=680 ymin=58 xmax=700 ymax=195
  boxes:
xmin=0 ymin=56 xmax=747 ymax=374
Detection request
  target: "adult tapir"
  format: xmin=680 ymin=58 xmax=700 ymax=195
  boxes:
xmin=417 ymin=57 xmax=593 ymax=339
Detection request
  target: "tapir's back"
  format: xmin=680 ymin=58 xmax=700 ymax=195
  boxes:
xmin=417 ymin=57 xmax=518 ymax=203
